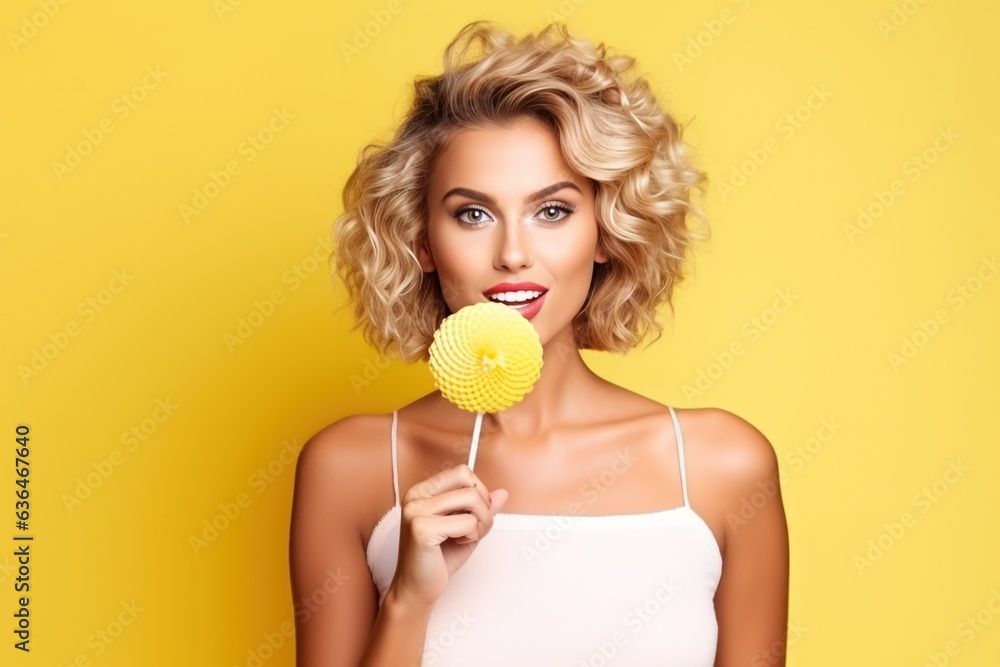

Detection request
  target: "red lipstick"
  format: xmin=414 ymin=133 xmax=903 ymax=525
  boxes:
xmin=483 ymin=282 xmax=548 ymax=296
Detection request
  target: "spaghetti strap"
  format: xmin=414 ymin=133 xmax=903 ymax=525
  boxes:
xmin=390 ymin=410 xmax=400 ymax=506
xmin=668 ymin=406 xmax=690 ymax=508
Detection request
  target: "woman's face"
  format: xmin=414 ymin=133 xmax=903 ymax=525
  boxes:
xmin=419 ymin=115 xmax=608 ymax=347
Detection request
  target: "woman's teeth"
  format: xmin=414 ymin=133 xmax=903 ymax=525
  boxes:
xmin=489 ymin=290 xmax=542 ymax=304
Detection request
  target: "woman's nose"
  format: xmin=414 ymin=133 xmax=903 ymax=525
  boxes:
xmin=493 ymin=219 xmax=533 ymax=271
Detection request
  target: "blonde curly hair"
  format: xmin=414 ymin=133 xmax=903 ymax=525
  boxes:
xmin=331 ymin=20 xmax=710 ymax=363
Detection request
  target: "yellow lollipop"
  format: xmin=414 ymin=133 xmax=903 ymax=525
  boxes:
xmin=428 ymin=301 xmax=543 ymax=414
xmin=429 ymin=301 xmax=544 ymax=470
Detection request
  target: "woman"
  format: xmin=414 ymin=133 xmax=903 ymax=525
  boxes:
xmin=290 ymin=20 xmax=789 ymax=667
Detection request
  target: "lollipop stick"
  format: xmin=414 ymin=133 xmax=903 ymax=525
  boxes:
xmin=468 ymin=410 xmax=485 ymax=472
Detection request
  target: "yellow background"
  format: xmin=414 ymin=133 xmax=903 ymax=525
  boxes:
xmin=2 ymin=0 xmax=998 ymax=664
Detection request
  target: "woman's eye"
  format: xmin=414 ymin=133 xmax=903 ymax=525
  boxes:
xmin=454 ymin=206 xmax=491 ymax=225
xmin=538 ymin=204 xmax=573 ymax=222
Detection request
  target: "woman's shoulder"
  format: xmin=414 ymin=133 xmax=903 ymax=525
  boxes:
xmin=294 ymin=411 xmax=398 ymax=539
xmin=300 ymin=411 xmax=392 ymax=460
xmin=677 ymin=406 xmax=780 ymax=496
xmin=295 ymin=412 xmax=396 ymax=507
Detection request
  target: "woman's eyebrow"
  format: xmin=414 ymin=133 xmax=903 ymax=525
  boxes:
xmin=441 ymin=181 xmax=582 ymax=205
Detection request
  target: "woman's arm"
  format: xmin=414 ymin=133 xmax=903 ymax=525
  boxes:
xmin=357 ymin=588 xmax=435 ymax=667
xmin=289 ymin=416 xmax=432 ymax=666
xmin=707 ymin=410 xmax=791 ymax=667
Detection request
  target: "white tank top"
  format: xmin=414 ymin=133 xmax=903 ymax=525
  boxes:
xmin=365 ymin=407 xmax=722 ymax=666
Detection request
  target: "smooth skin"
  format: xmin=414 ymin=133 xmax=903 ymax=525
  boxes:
xmin=289 ymin=115 xmax=790 ymax=666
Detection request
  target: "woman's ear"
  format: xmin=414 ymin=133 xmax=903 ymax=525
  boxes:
xmin=594 ymin=237 xmax=609 ymax=264
xmin=416 ymin=236 xmax=436 ymax=272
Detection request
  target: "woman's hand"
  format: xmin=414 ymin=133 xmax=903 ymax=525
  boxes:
xmin=389 ymin=464 xmax=508 ymax=609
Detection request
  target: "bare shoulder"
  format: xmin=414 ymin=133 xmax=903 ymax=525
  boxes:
xmin=672 ymin=406 xmax=784 ymax=557
xmin=297 ymin=413 xmax=387 ymax=482
xmin=299 ymin=412 xmax=388 ymax=462
xmin=294 ymin=412 xmax=392 ymax=538
xmin=677 ymin=406 xmax=779 ymax=490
